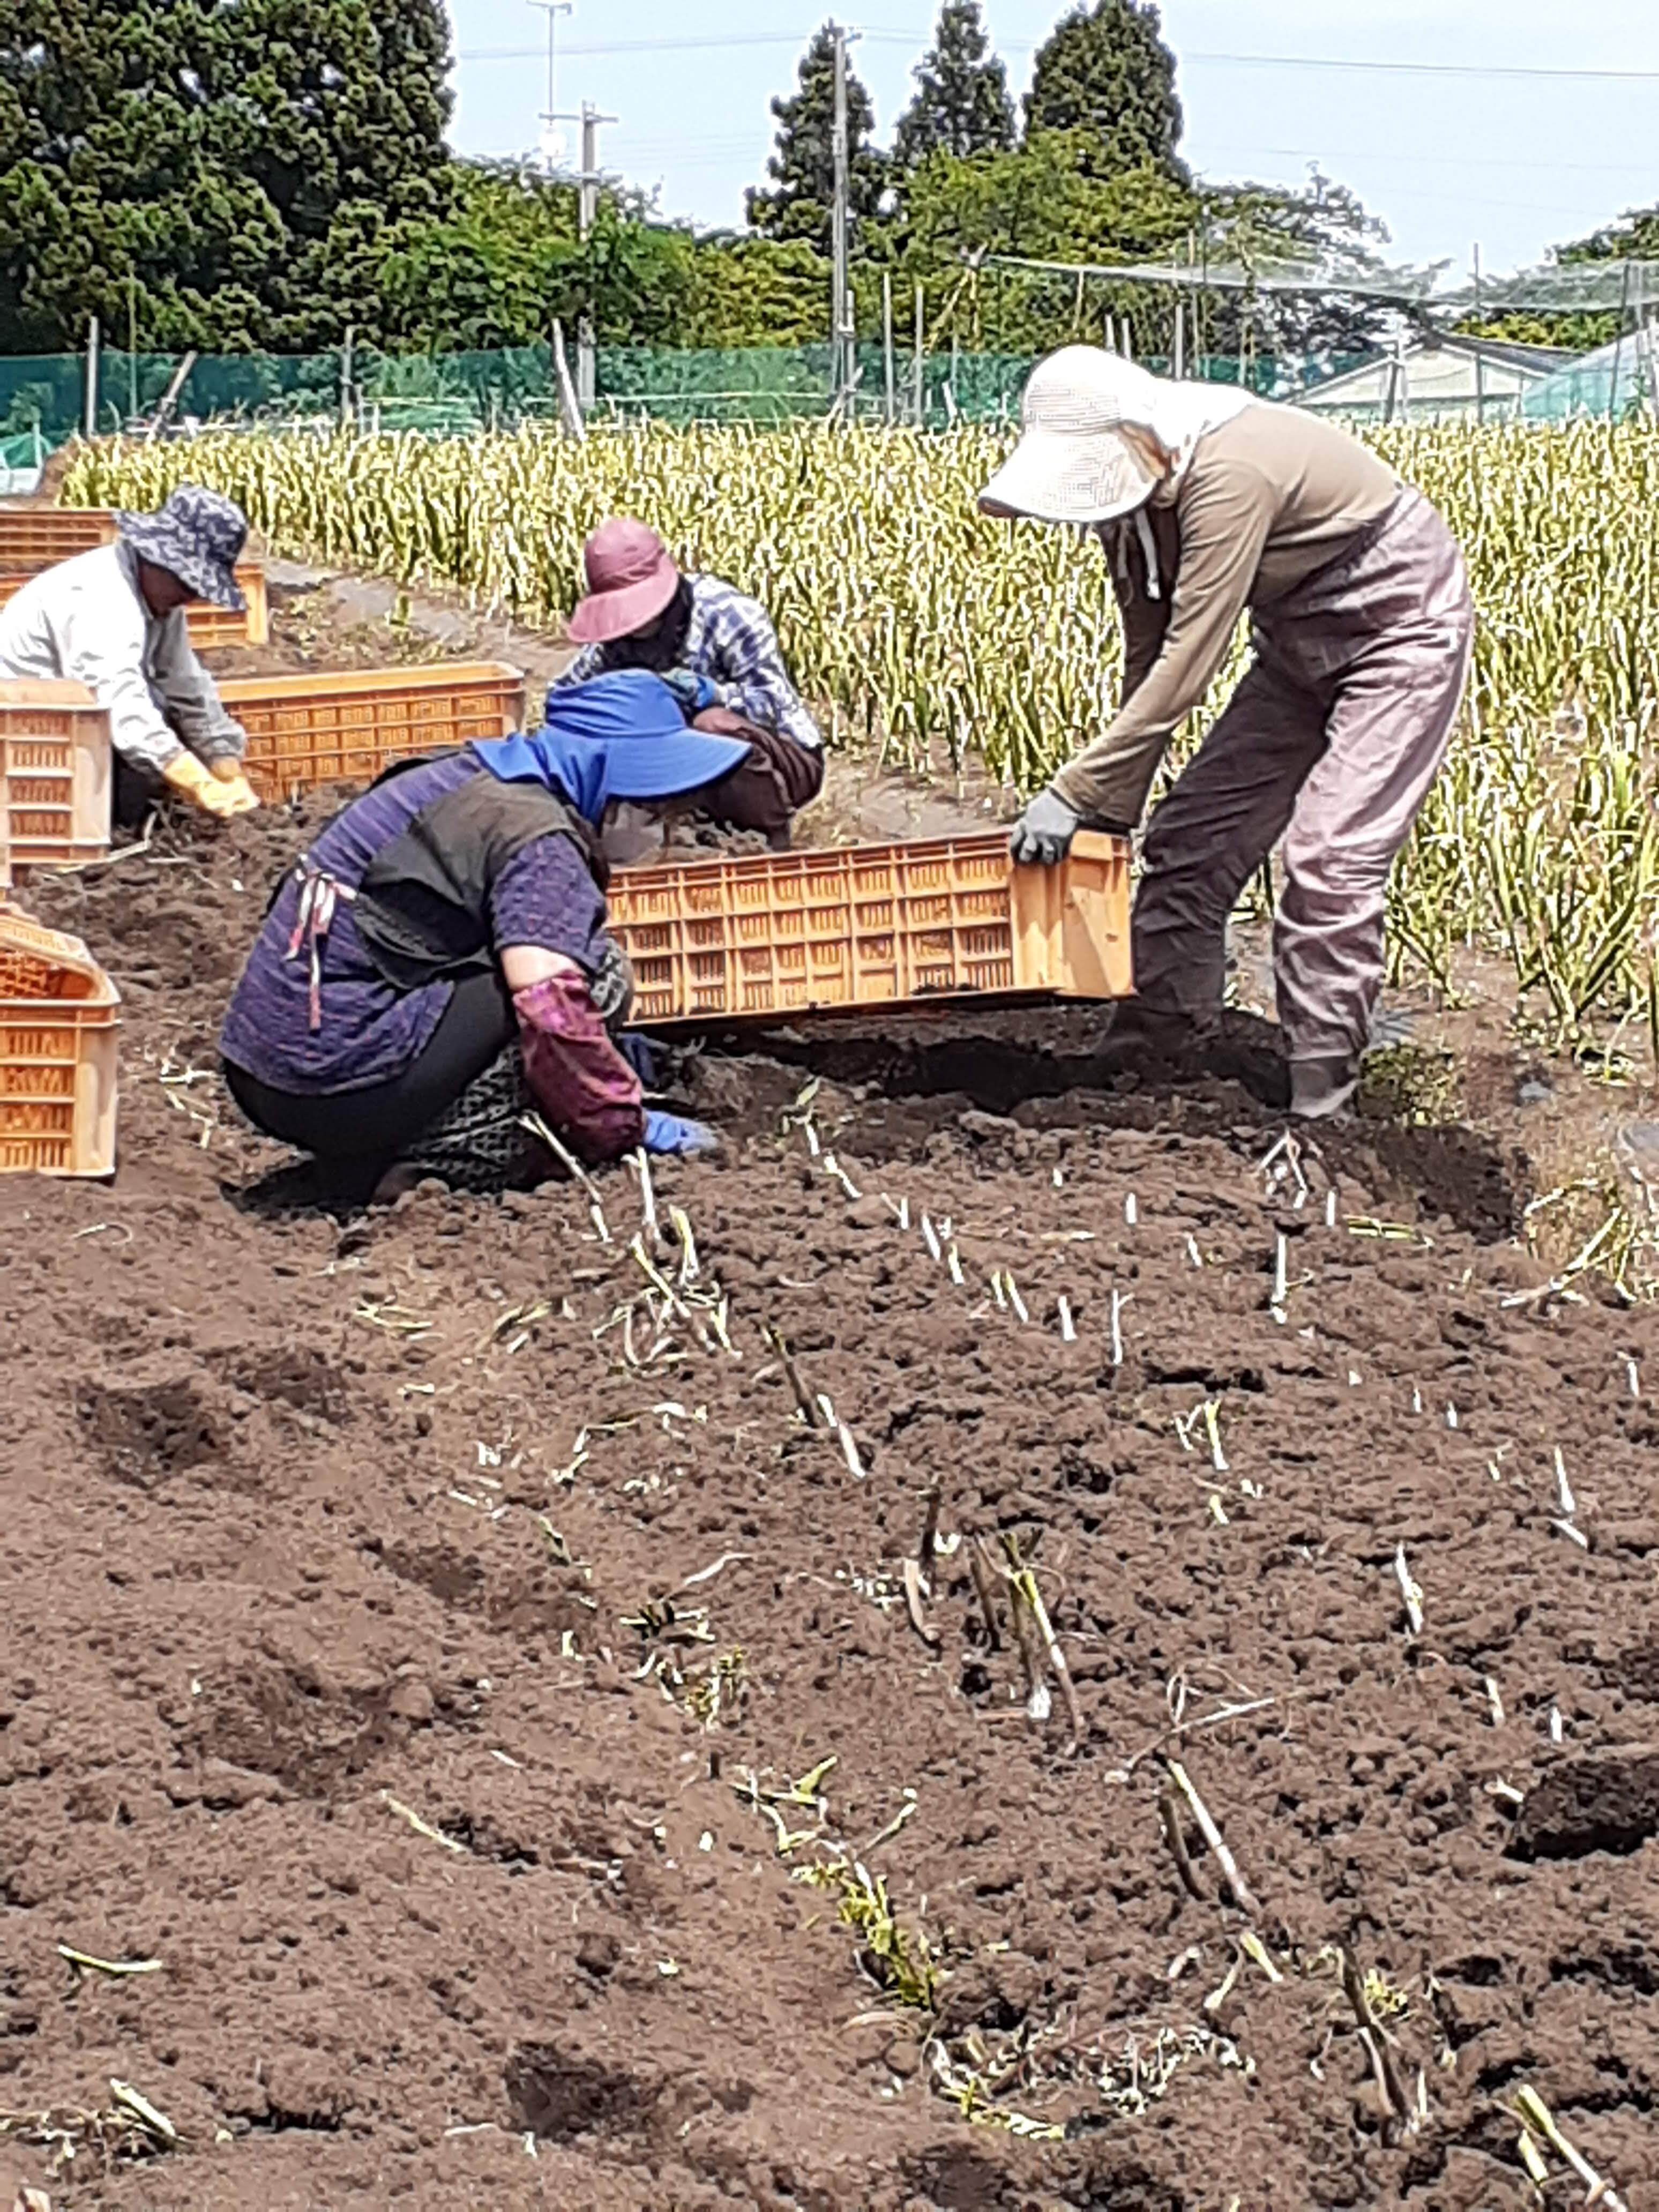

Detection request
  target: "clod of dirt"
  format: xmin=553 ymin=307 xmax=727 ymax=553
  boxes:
xmin=1508 ymin=1746 xmax=1659 ymax=1860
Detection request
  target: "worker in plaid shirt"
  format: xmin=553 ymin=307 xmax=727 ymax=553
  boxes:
xmin=549 ymin=518 xmax=824 ymax=845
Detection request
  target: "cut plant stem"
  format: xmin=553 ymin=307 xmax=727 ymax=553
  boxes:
xmin=1160 ymin=1788 xmax=1206 ymax=1900
xmin=969 ymin=1537 xmax=1003 ymax=1650
xmin=56 ymin=1944 xmax=163 ymax=1977
xmin=1057 ymin=1295 xmax=1077 ymax=1342
xmin=1005 ymin=1274 xmax=1029 ymax=1325
xmin=1204 ymin=1400 xmax=1228 ymax=1474
xmin=836 ymin=1421 xmax=868 ymax=1480
xmin=1002 ymin=1540 xmax=1084 ymax=1749
xmin=1512 ymin=2084 xmax=1629 ymax=2211
xmin=1554 ymin=1446 xmax=1576 ymax=1519
xmin=901 ymin=1558 xmax=940 ymax=1649
xmin=1341 ymin=1948 xmax=1413 ymax=2128
xmin=522 ymin=1110 xmax=610 ymax=1242
xmin=631 ymin=1148 xmax=660 ymax=1245
xmin=1394 ymin=1542 xmax=1424 ymax=1636
xmin=762 ymin=1322 xmax=823 ymax=1428
xmin=918 ymin=1484 xmax=942 ymax=1574
xmin=1110 ymin=1288 xmax=1127 ymax=1367
xmin=1163 ymin=1758 xmax=1261 ymax=1917
xmin=922 ymin=1212 xmax=941 ymax=1261
xmin=1271 ymin=1234 xmax=1288 ymax=1317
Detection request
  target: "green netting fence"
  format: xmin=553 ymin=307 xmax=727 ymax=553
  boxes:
xmin=0 ymin=340 xmax=1373 ymax=454
xmin=1522 ymin=335 xmax=1659 ymax=422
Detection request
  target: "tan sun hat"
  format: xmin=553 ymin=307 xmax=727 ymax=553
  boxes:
xmin=979 ymin=347 xmax=1168 ymax=526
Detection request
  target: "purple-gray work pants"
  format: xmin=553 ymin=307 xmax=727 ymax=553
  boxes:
xmin=1132 ymin=491 xmax=1474 ymax=1067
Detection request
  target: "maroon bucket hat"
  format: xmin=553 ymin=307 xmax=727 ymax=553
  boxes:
xmin=567 ymin=518 xmax=681 ymax=645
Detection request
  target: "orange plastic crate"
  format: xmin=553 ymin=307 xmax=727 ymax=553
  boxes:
xmin=0 ymin=508 xmax=114 ymax=566
xmin=0 ymin=558 xmax=270 ymax=648
xmin=0 ymin=679 xmax=113 ymax=884
xmin=608 ymin=831 xmax=1132 ymax=1024
xmin=221 ymin=662 xmax=527 ymax=801
xmin=0 ymin=902 xmax=119 ymax=1175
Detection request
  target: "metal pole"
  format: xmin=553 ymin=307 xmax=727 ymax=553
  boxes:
xmin=831 ymin=24 xmax=851 ymax=405
xmin=1473 ymin=242 xmax=1486 ymax=425
xmin=340 ymin=324 xmax=354 ymax=431
xmin=128 ymin=273 xmax=138 ymax=424
xmin=84 ymin=315 xmax=100 ymax=438
xmin=577 ymin=103 xmax=615 ymax=414
xmin=881 ymin=271 xmax=895 ymax=425
xmin=529 ymin=0 xmax=573 ymax=174
xmin=1172 ymin=300 xmax=1185 ymax=380
xmin=913 ymin=283 xmax=924 ymax=429
xmin=1610 ymin=258 xmax=1634 ymax=421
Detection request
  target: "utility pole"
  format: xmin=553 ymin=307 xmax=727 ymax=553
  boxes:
xmin=529 ymin=0 xmax=573 ymax=173
xmin=830 ymin=24 xmax=854 ymax=408
xmin=576 ymin=101 xmax=615 ymax=414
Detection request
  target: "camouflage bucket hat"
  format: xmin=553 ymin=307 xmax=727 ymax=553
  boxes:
xmin=116 ymin=485 xmax=249 ymax=611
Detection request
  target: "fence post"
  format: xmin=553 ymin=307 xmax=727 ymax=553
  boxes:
xmin=84 ymin=316 xmax=100 ymax=438
xmin=551 ymin=320 xmax=587 ymax=441
xmin=882 ymin=273 xmax=895 ymax=425
xmin=912 ymin=284 xmax=924 ymax=429
xmin=340 ymin=326 xmax=354 ymax=432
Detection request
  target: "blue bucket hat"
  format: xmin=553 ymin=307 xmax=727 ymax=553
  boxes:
xmin=470 ymin=670 xmax=750 ymax=827
xmin=116 ymin=485 xmax=249 ymax=611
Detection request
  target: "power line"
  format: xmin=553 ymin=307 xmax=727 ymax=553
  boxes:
xmin=1183 ymin=50 xmax=1659 ymax=84
xmin=457 ymin=32 xmax=1659 ymax=81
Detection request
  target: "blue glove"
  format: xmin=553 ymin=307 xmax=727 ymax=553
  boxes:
xmin=643 ymin=1108 xmax=719 ymax=1156
xmin=660 ymin=668 xmax=720 ymax=719
xmin=615 ymin=1032 xmax=665 ymax=1087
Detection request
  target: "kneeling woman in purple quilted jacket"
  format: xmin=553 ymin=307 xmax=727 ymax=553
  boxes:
xmin=220 ymin=672 xmax=742 ymax=1197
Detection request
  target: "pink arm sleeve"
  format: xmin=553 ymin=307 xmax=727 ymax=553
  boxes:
xmin=513 ymin=973 xmax=646 ymax=1165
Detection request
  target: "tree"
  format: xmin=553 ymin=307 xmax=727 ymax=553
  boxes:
xmin=1195 ymin=171 xmax=1400 ymax=365
xmin=0 ymin=0 xmax=453 ymax=352
xmin=1025 ymin=1 xmax=1185 ymax=182
xmin=893 ymin=1 xmax=1014 ymax=170
xmin=746 ymin=23 xmax=885 ymax=255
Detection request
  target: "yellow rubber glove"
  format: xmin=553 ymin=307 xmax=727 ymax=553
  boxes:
xmin=161 ymin=752 xmax=243 ymax=820
xmin=206 ymin=759 xmax=261 ymax=815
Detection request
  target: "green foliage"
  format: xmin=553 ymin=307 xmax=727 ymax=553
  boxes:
xmin=746 ymin=23 xmax=886 ymax=255
xmin=892 ymin=1 xmax=1015 ymax=171
xmin=0 ymin=0 xmax=453 ymax=352
xmin=1454 ymin=206 xmax=1659 ymax=353
xmin=872 ymin=133 xmax=1198 ymax=350
xmin=1025 ymin=0 xmax=1185 ymax=182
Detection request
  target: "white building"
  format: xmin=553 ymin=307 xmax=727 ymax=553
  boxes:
xmin=1294 ymin=335 xmax=1574 ymax=423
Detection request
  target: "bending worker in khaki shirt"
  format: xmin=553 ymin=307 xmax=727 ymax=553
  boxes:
xmin=981 ymin=347 xmax=1473 ymax=1119
xmin=0 ymin=484 xmax=261 ymax=825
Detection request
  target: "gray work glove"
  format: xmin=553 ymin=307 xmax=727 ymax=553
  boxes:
xmin=1009 ymin=788 xmax=1127 ymax=866
xmin=588 ymin=933 xmax=635 ymax=1031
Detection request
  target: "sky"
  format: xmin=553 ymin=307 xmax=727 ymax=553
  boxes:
xmin=445 ymin=0 xmax=1659 ymax=282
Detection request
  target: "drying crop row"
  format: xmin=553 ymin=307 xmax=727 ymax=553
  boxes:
xmin=68 ymin=416 xmax=1659 ymax=1055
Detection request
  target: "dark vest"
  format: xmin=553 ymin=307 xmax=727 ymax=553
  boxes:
xmin=351 ymin=753 xmax=606 ymax=993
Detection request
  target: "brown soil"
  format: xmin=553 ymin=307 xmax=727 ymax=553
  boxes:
xmin=4 ymin=799 xmax=1658 ymax=2210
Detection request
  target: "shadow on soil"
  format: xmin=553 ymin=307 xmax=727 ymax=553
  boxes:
xmin=686 ymin=1001 xmax=1526 ymax=1245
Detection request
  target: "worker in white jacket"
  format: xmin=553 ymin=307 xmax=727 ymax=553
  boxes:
xmin=0 ymin=485 xmax=260 ymax=823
